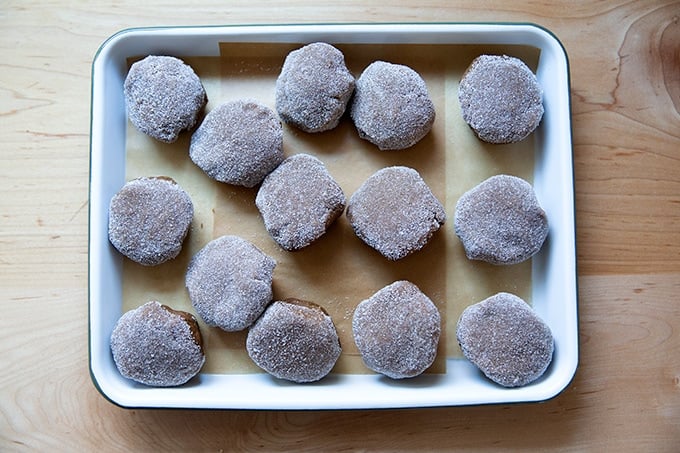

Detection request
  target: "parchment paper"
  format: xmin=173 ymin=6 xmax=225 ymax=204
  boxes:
xmin=123 ymin=43 xmax=539 ymax=375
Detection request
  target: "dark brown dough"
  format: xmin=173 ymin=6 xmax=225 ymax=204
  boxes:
xmin=124 ymin=55 xmax=207 ymax=143
xmin=246 ymin=299 xmax=341 ymax=383
xmin=350 ymin=61 xmax=435 ymax=150
xmin=110 ymin=301 xmax=205 ymax=387
xmin=255 ymin=153 xmax=346 ymax=251
xmin=346 ymin=166 xmax=445 ymax=260
xmin=454 ymin=174 xmax=548 ymax=265
xmin=275 ymin=42 xmax=355 ymax=133
xmin=108 ymin=176 xmax=193 ymax=266
xmin=456 ymin=292 xmax=554 ymax=387
xmin=458 ymin=54 xmax=543 ymax=144
xmin=352 ymin=280 xmax=441 ymax=379
xmin=186 ymin=235 xmax=276 ymax=331
xmin=190 ymin=99 xmax=284 ymax=188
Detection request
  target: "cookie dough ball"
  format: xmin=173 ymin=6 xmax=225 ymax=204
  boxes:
xmin=454 ymin=174 xmax=548 ymax=265
xmin=190 ymin=99 xmax=284 ymax=188
xmin=275 ymin=42 xmax=355 ymax=133
xmin=456 ymin=292 xmax=554 ymax=387
xmin=246 ymin=299 xmax=341 ymax=383
xmin=124 ymin=55 xmax=207 ymax=143
xmin=346 ymin=166 xmax=446 ymax=260
xmin=108 ymin=176 xmax=194 ymax=266
xmin=458 ymin=55 xmax=543 ymax=144
xmin=110 ymin=301 xmax=205 ymax=387
xmin=352 ymin=281 xmax=441 ymax=379
xmin=350 ymin=61 xmax=435 ymax=150
xmin=186 ymin=235 xmax=276 ymax=331
xmin=256 ymin=153 xmax=346 ymax=251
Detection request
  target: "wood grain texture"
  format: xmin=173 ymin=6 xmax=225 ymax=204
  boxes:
xmin=1 ymin=1 xmax=679 ymax=451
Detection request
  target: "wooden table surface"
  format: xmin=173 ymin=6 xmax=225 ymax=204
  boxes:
xmin=2 ymin=1 xmax=678 ymax=450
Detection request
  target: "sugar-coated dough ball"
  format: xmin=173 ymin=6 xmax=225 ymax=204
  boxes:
xmin=456 ymin=292 xmax=554 ymax=387
xmin=454 ymin=174 xmax=548 ymax=265
xmin=110 ymin=301 xmax=205 ymax=387
xmin=458 ymin=54 xmax=543 ymax=144
xmin=346 ymin=166 xmax=446 ymax=260
xmin=256 ymin=153 xmax=346 ymax=251
xmin=246 ymin=299 xmax=342 ymax=383
xmin=352 ymin=280 xmax=441 ymax=379
xmin=351 ymin=61 xmax=435 ymax=150
xmin=276 ymin=42 xmax=355 ymax=133
xmin=108 ymin=176 xmax=193 ymax=266
xmin=190 ymin=99 xmax=284 ymax=188
xmin=186 ymin=235 xmax=276 ymax=331
xmin=124 ymin=55 xmax=207 ymax=143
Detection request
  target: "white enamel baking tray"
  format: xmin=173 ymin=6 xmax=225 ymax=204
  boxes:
xmin=89 ymin=23 xmax=577 ymax=409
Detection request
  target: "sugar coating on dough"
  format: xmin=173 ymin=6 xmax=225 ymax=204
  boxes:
xmin=124 ymin=55 xmax=207 ymax=143
xmin=350 ymin=61 xmax=435 ymax=150
xmin=454 ymin=174 xmax=548 ymax=265
xmin=190 ymin=99 xmax=284 ymax=188
xmin=108 ymin=176 xmax=194 ymax=266
xmin=110 ymin=301 xmax=205 ymax=387
xmin=275 ymin=42 xmax=355 ymax=133
xmin=456 ymin=292 xmax=554 ymax=387
xmin=185 ymin=235 xmax=276 ymax=331
xmin=458 ymin=54 xmax=543 ymax=144
xmin=255 ymin=153 xmax=346 ymax=251
xmin=346 ymin=166 xmax=446 ymax=260
xmin=352 ymin=280 xmax=441 ymax=379
xmin=246 ymin=299 xmax=341 ymax=383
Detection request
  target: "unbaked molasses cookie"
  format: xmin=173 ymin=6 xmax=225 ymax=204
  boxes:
xmin=108 ymin=176 xmax=194 ymax=266
xmin=454 ymin=174 xmax=548 ymax=265
xmin=246 ymin=299 xmax=342 ymax=383
xmin=256 ymin=153 xmax=346 ymax=251
xmin=186 ymin=235 xmax=276 ymax=331
xmin=456 ymin=292 xmax=554 ymax=387
xmin=458 ymin=54 xmax=543 ymax=144
xmin=352 ymin=281 xmax=441 ymax=379
xmin=110 ymin=301 xmax=205 ymax=387
xmin=346 ymin=166 xmax=445 ymax=260
xmin=124 ymin=55 xmax=207 ymax=143
xmin=275 ymin=42 xmax=355 ymax=133
xmin=351 ymin=61 xmax=435 ymax=150
xmin=190 ymin=99 xmax=284 ymax=188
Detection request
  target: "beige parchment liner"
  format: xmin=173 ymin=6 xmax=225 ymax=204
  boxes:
xmin=123 ymin=43 xmax=539 ymax=376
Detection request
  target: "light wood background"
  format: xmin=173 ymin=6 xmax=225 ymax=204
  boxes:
xmin=1 ymin=1 xmax=678 ymax=451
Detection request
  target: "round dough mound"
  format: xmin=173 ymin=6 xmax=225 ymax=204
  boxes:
xmin=190 ymin=99 xmax=284 ymax=188
xmin=458 ymin=54 xmax=543 ymax=144
xmin=454 ymin=174 xmax=548 ymax=265
xmin=246 ymin=299 xmax=341 ymax=383
xmin=346 ymin=166 xmax=446 ymax=260
xmin=186 ymin=235 xmax=276 ymax=331
xmin=256 ymin=153 xmax=346 ymax=251
xmin=124 ymin=55 xmax=207 ymax=143
xmin=275 ymin=42 xmax=355 ymax=133
xmin=350 ymin=61 xmax=435 ymax=150
xmin=456 ymin=292 xmax=554 ymax=387
xmin=352 ymin=281 xmax=441 ymax=379
xmin=108 ymin=176 xmax=194 ymax=266
xmin=110 ymin=301 xmax=205 ymax=387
